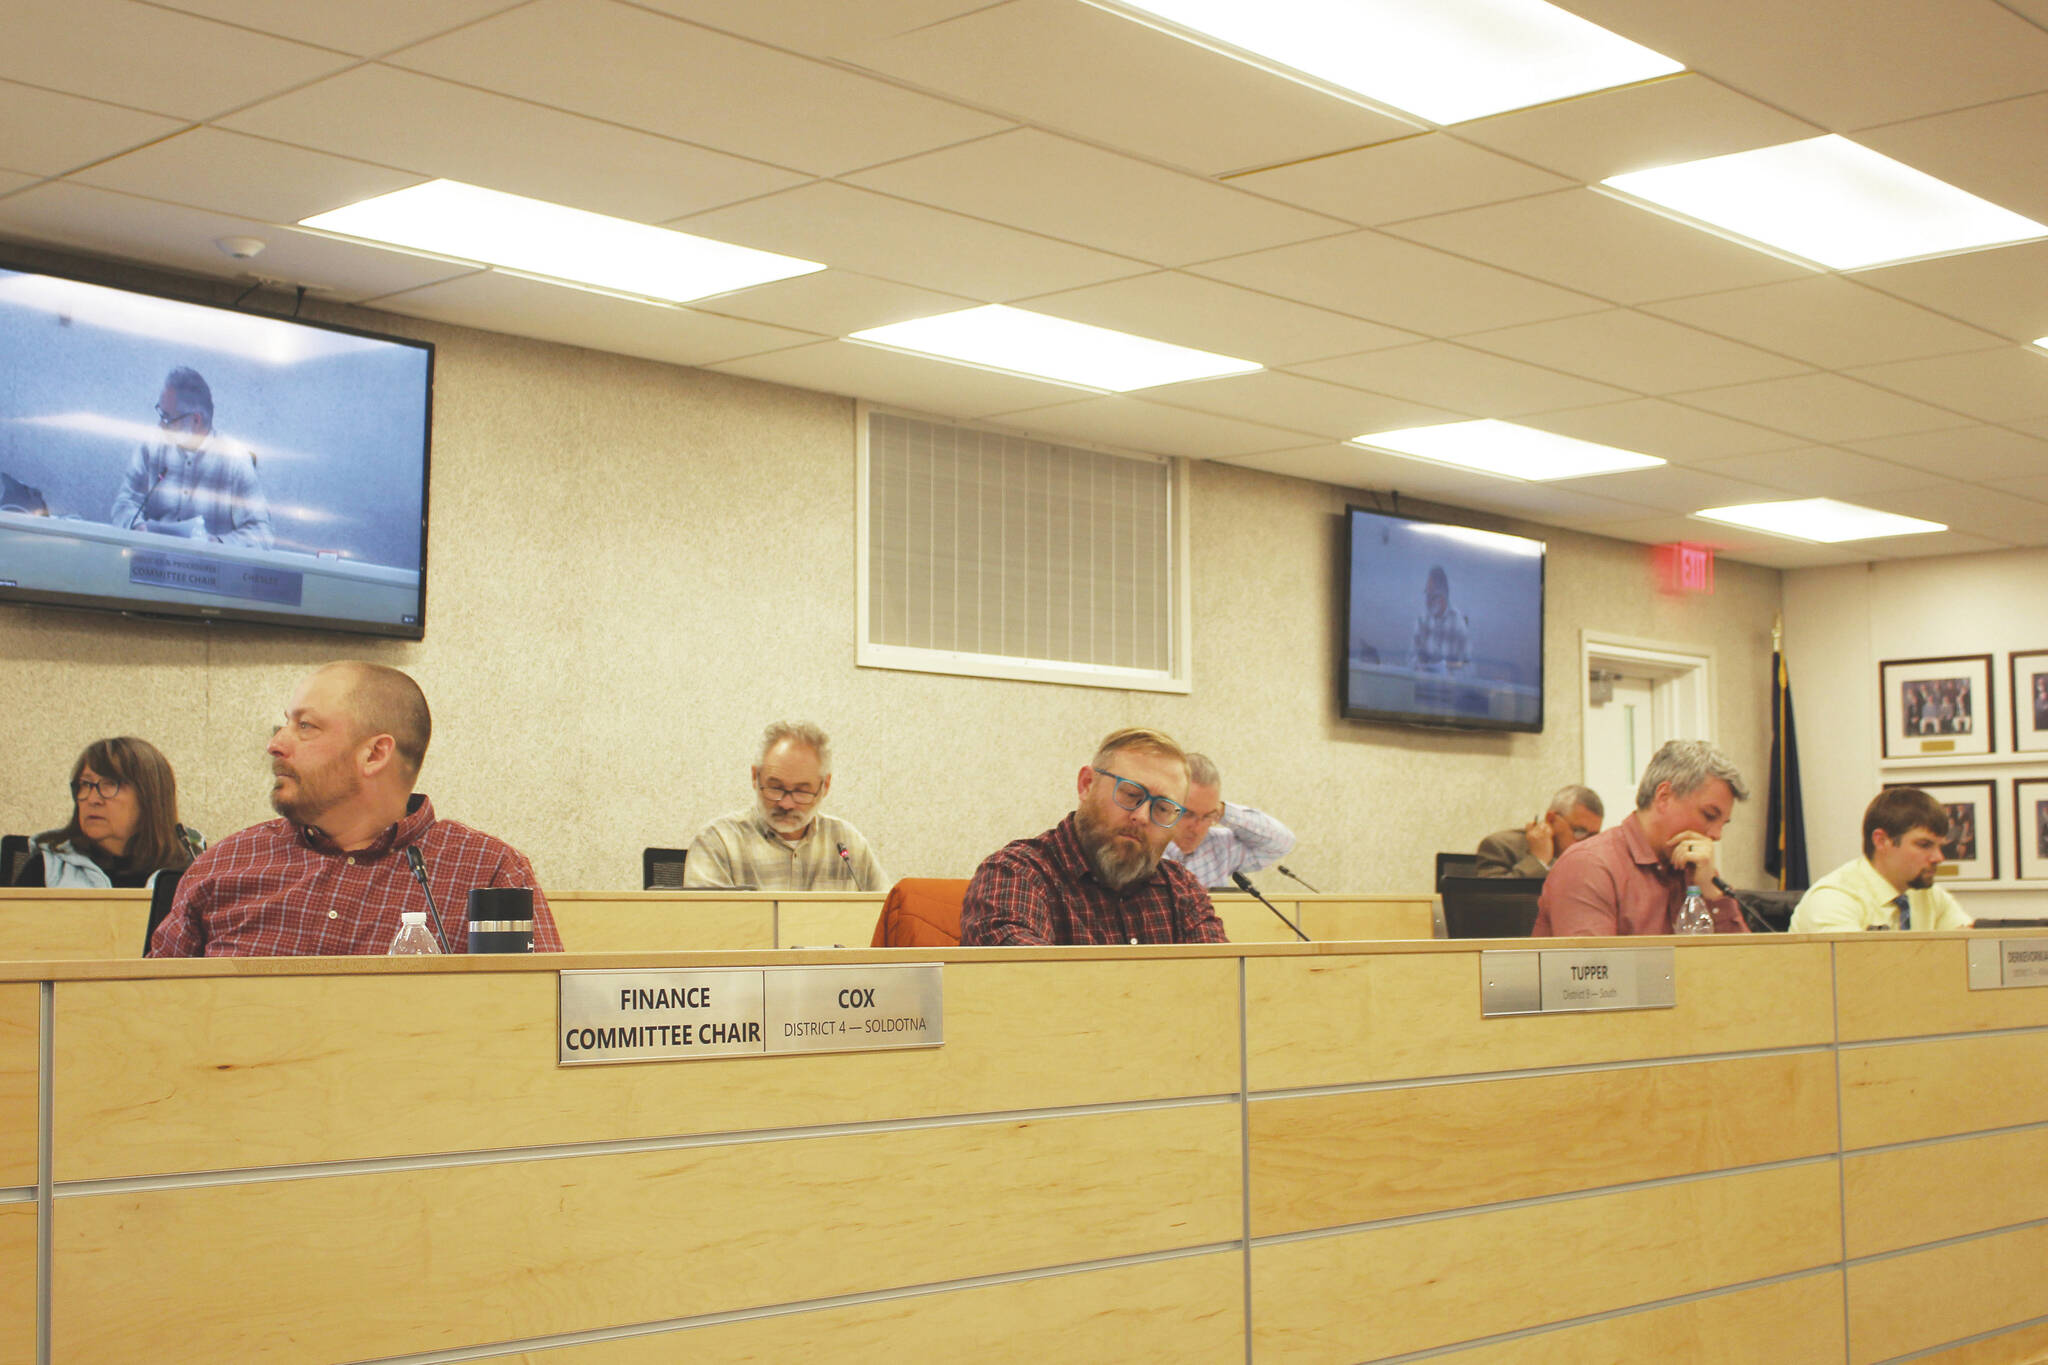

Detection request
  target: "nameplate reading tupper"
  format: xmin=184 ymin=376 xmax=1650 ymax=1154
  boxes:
xmin=1966 ymin=938 xmax=2048 ymax=990
xmin=559 ymin=964 xmax=942 ymax=1065
xmin=1480 ymin=948 xmax=1676 ymax=1017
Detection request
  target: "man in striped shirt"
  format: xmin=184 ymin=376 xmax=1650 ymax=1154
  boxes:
xmin=1162 ymin=753 xmax=1296 ymax=889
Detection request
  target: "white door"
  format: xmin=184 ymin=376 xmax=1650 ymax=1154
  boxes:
xmin=1585 ymin=673 xmax=1656 ymax=820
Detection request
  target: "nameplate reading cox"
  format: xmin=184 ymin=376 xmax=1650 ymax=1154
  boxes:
xmin=1480 ymin=948 xmax=1676 ymax=1017
xmin=1967 ymin=939 xmax=2048 ymax=991
xmin=558 ymin=964 xmax=942 ymax=1065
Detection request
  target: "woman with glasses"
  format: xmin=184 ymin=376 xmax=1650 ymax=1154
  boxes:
xmin=12 ymin=737 xmax=204 ymax=888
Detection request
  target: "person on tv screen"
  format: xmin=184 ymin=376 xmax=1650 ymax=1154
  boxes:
xmin=959 ymin=727 xmax=1227 ymax=946
xmin=1475 ymin=785 xmax=1605 ymax=879
xmin=110 ymin=365 xmax=274 ymax=549
xmin=12 ymin=737 xmax=203 ymax=889
xmin=1788 ymin=788 xmax=1971 ymax=933
xmin=1532 ymin=740 xmax=1750 ymax=936
xmin=148 ymin=662 xmax=561 ymax=956
xmin=1412 ymin=565 xmax=1469 ymax=673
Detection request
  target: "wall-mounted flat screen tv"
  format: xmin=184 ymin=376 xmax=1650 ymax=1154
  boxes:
xmin=0 ymin=265 xmax=432 ymax=639
xmin=1343 ymin=505 xmax=1544 ymax=732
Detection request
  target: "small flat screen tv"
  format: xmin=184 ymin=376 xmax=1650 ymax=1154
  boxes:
xmin=1343 ymin=505 xmax=1544 ymax=732
xmin=0 ymin=264 xmax=432 ymax=638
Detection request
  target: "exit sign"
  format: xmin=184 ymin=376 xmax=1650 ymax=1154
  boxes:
xmin=1654 ymin=542 xmax=1715 ymax=595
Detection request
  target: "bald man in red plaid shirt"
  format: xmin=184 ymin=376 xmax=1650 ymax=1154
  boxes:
xmin=150 ymin=662 xmax=561 ymax=957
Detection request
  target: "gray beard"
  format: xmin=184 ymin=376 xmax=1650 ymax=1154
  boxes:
xmin=1079 ymin=807 xmax=1159 ymax=891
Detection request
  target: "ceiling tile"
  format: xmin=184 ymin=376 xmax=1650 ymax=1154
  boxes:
xmin=373 ymin=270 xmax=820 ymax=368
xmin=983 ymin=396 xmax=1308 ymax=460
xmin=679 ymin=183 xmax=1150 ymax=301
xmin=1213 ymin=442 xmax=1656 ymax=522
xmin=149 ymin=0 xmax=523 ymax=55
xmin=1565 ymin=513 xmax=1879 ymax=568
xmin=845 ymin=129 xmax=1348 ymax=266
xmin=71 ymin=129 xmax=421 ymax=226
xmin=1137 ymin=371 xmax=1455 ymax=440
xmin=1857 ymin=91 xmax=2048 ymax=226
xmin=707 ymin=339 xmax=1096 ymax=418
xmin=1519 ymin=398 xmax=1808 ymax=462
xmin=1674 ymin=373 xmax=1966 ymax=443
xmin=1846 ymin=349 xmax=2048 ymax=424
xmin=1226 ymin=133 xmax=1568 ymax=226
xmin=2017 ymin=415 xmax=2048 ymax=440
xmin=1643 ymin=275 xmax=2006 ymax=370
xmin=1858 ymin=238 xmax=2048 ymax=343
xmin=1291 ymin=342 xmax=1629 ymax=416
xmin=1855 ymin=482 xmax=2048 ymax=535
xmin=1456 ymin=73 xmax=1820 ymax=182
xmin=846 ymin=0 xmax=1416 ymax=177
xmin=1190 ymin=231 xmax=1604 ymax=335
xmin=1018 ymin=272 xmax=1416 ymax=368
xmin=388 ymin=0 xmax=1010 ymax=177
xmin=219 ymin=66 xmax=809 ymax=223
xmin=1858 ymin=530 xmax=2020 ymax=558
xmin=0 ymin=172 xmax=36 ymax=197
xmin=1462 ymin=310 xmax=1811 ymax=393
xmin=1844 ymin=425 xmax=2048 ymax=480
xmin=626 ymin=0 xmax=995 ymax=59
xmin=0 ymin=81 xmax=186 ymax=179
xmin=695 ymin=272 xmax=974 ymax=337
xmin=1985 ymin=474 xmax=2048 ymax=504
xmin=1567 ymin=462 xmax=1785 ymax=514
xmin=0 ymin=183 xmax=478 ymax=301
xmin=1386 ymin=189 xmax=1813 ymax=304
xmin=1692 ymin=447 xmax=1948 ymax=496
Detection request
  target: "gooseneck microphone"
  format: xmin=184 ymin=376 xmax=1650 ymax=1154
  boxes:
xmin=1233 ymin=870 xmax=1310 ymax=942
xmin=1276 ymin=864 xmax=1321 ymax=893
xmin=404 ymin=845 xmax=454 ymax=954
xmin=837 ymin=842 xmax=855 ymax=881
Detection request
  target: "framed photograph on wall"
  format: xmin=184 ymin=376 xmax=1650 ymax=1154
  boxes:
xmin=2011 ymin=650 xmax=2048 ymax=754
xmin=2015 ymin=779 xmax=2048 ymax=882
xmin=1881 ymin=654 xmax=1994 ymax=759
xmin=1885 ymin=778 xmax=1998 ymax=883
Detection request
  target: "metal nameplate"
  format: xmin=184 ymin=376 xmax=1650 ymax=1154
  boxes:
xmin=559 ymin=964 xmax=942 ymax=1065
xmin=1481 ymin=948 xmax=1676 ymax=1017
xmin=1967 ymin=938 xmax=2048 ymax=991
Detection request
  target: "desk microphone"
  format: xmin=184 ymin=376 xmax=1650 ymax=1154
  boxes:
xmin=837 ymin=842 xmax=854 ymax=881
xmin=1276 ymin=863 xmax=1320 ymax=893
xmin=1233 ymin=871 xmax=1309 ymax=942
xmin=404 ymin=845 xmax=454 ymax=954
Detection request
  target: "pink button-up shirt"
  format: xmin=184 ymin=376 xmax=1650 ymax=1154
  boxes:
xmin=1533 ymin=812 xmax=1746 ymax=937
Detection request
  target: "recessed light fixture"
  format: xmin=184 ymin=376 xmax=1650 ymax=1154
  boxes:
xmin=1349 ymin=419 xmax=1665 ymax=480
xmin=1694 ymin=498 xmax=1945 ymax=543
xmin=301 ymin=180 xmax=825 ymax=304
xmin=1101 ymin=0 xmax=1681 ymax=124
xmin=848 ymin=306 xmax=1261 ymax=391
xmin=1602 ymin=136 xmax=2048 ymax=270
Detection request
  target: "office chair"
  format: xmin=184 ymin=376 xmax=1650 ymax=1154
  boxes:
xmin=143 ymin=867 xmax=185 ymax=956
xmin=870 ymin=879 xmax=971 ymax=947
xmin=642 ymin=847 xmax=689 ymax=890
xmin=1434 ymin=851 xmax=1480 ymax=889
xmin=1438 ymin=876 xmax=1543 ymax=939
xmin=1 ymin=834 xmax=29 ymax=884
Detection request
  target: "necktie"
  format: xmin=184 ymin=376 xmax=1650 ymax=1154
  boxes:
xmin=1893 ymin=892 xmax=1911 ymax=931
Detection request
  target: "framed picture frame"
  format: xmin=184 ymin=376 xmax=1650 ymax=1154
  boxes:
xmin=1880 ymin=654 xmax=1994 ymax=759
xmin=2010 ymin=650 xmax=2048 ymax=754
xmin=2015 ymin=778 xmax=2048 ymax=882
xmin=1885 ymin=778 xmax=1998 ymax=882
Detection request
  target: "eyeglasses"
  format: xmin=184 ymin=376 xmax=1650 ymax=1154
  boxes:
xmin=758 ymin=781 xmax=820 ymax=806
xmin=72 ymin=777 xmax=125 ymax=800
xmin=155 ymin=405 xmax=204 ymax=429
xmin=1090 ymin=768 xmax=1187 ymax=828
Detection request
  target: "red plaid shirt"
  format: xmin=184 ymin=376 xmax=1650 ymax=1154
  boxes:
xmin=960 ymin=812 xmax=1227 ymax=946
xmin=149 ymin=794 xmax=562 ymax=957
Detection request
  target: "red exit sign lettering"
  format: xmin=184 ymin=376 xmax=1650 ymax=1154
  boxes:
xmin=1654 ymin=542 xmax=1715 ymax=595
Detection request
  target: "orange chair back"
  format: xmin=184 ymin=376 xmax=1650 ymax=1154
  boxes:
xmin=870 ymin=878 xmax=970 ymax=947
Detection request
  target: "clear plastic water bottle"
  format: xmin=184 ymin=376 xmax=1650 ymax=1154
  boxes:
xmin=388 ymin=910 xmax=440 ymax=955
xmin=1674 ymin=885 xmax=1714 ymax=935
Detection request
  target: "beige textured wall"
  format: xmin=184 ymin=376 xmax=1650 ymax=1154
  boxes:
xmin=0 ymin=255 xmax=1784 ymax=893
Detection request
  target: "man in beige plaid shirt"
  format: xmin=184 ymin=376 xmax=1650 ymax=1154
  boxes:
xmin=684 ymin=721 xmax=889 ymax=892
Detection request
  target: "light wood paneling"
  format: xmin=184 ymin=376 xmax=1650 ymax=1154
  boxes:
xmin=0 ymin=984 xmax=36 ymax=1188
xmin=1412 ymin=1272 xmax=1846 ymax=1365
xmin=53 ymin=1105 xmax=1242 ymax=1365
xmin=1847 ymin=1223 xmax=2048 ymax=1365
xmin=1250 ymin=1052 xmax=1838 ymax=1235
xmin=0 ymin=892 xmax=147 ymax=960
xmin=550 ymin=900 xmax=773 ymax=952
xmin=1246 ymin=941 xmax=1834 ymax=1090
xmin=1840 ymin=1032 xmax=2048 ymax=1148
xmin=1846 ymin=1126 xmax=2048 ymax=1257
xmin=0 ymin=1202 xmax=33 ymax=1365
xmin=1219 ymin=900 xmax=1307 ymax=943
xmin=1837 ymin=935 xmax=2048 ymax=1042
xmin=496 ymin=1252 xmax=1243 ymax=1364
xmin=1297 ymin=896 xmax=1436 ymax=941
xmin=1252 ymin=1163 xmax=1842 ymax=1364
xmin=778 ymin=899 xmax=884 ymax=947
xmin=54 ymin=957 xmax=1240 ymax=1178
xmin=1893 ymin=1318 xmax=2048 ymax=1365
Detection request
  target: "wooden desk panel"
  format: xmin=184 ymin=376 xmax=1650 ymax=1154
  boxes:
xmin=1844 ymin=1126 xmax=2048 ymax=1257
xmin=1892 ymin=1320 xmax=2048 ymax=1365
xmin=0 ymin=891 xmax=147 ymax=960
xmin=0 ymin=1202 xmax=32 ymax=1365
xmin=1249 ymin=1051 xmax=1837 ymax=1235
xmin=1837 ymin=935 xmax=2048 ymax=1041
xmin=54 ymin=957 xmax=1241 ymax=1179
xmin=496 ymin=1253 xmax=1243 ymax=1364
xmin=549 ymin=900 xmax=773 ymax=952
xmin=1246 ymin=941 xmax=1835 ymax=1091
xmin=1251 ymin=1162 xmax=1842 ymax=1364
xmin=1295 ymin=896 xmax=1435 ymax=941
xmin=1839 ymin=1032 xmax=2048 ymax=1149
xmin=778 ymin=898 xmax=883 ymax=947
xmin=1846 ymin=1223 xmax=2048 ymax=1365
xmin=0 ymin=984 xmax=35 ymax=1188
xmin=53 ymin=1105 xmax=1241 ymax=1365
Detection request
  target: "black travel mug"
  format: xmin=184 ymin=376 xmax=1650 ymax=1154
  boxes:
xmin=467 ymin=886 xmax=534 ymax=953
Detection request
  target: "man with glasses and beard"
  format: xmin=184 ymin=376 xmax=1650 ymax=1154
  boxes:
xmin=685 ymin=721 xmax=888 ymax=891
xmin=111 ymin=365 xmax=274 ymax=549
xmin=960 ymin=727 xmax=1227 ymax=946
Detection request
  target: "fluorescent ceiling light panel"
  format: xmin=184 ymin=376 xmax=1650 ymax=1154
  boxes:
xmin=2034 ymin=336 xmax=2048 ymax=353
xmin=1349 ymin=419 xmax=1664 ymax=480
xmin=1603 ymin=136 xmax=2048 ymax=270
xmin=301 ymin=180 xmax=824 ymax=303
xmin=1694 ymin=498 xmax=1945 ymax=543
xmin=848 ymin=306 xmax=1260 ymax=391
xmin=1105 ymin=0 xmax=1681 ymax=124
